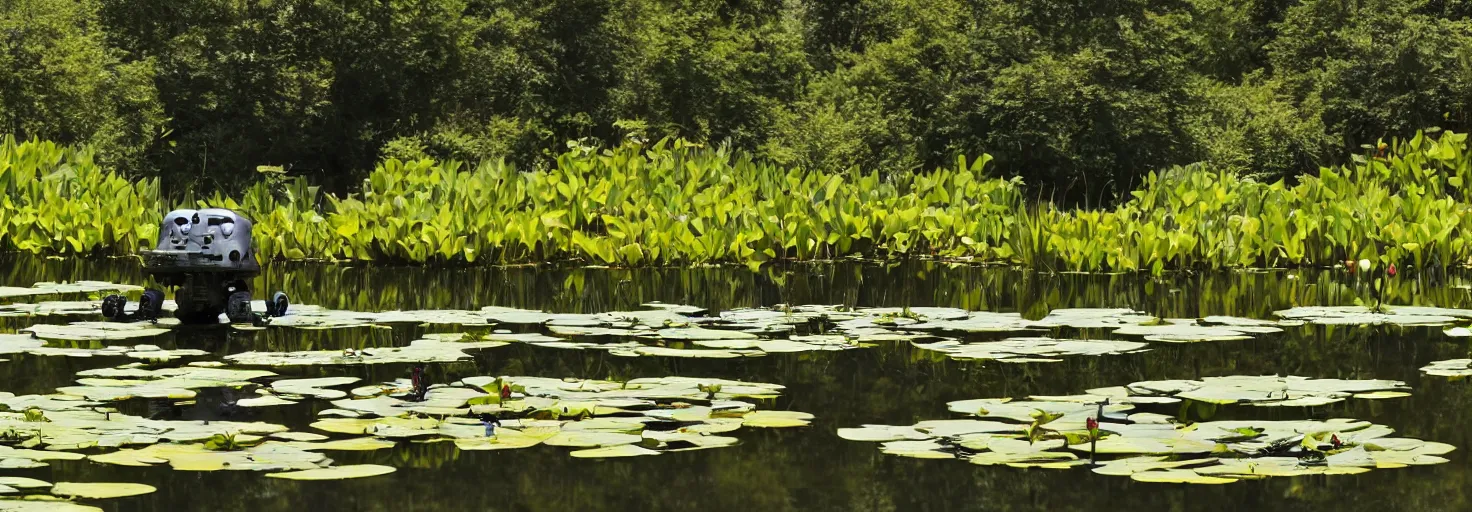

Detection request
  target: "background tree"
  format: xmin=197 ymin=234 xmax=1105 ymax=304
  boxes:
xmin=0 ymin=0 xmax=165 ymax=172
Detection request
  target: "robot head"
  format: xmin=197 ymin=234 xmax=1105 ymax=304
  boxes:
xmin=158 ymin=208 xmax=256 ymax=265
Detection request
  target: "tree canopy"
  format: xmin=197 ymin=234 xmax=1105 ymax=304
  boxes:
xmin=1 ymin=0 xmax=1468 ymax=200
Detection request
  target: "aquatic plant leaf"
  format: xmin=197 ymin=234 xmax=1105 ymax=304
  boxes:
xmin=0 ymin=448 xmax=83 ymax=461
xmin=51 ymin=482 xmax=156 ymax=499
xmin=656 ymin=327 xmax=758 ymax=341
xmin=1129 ymin=469 xmax=1237 ymax=484
xmin=1421 ymin=359 xmax=1472 ymax=377
xmin=0 ymin=281 xmax=141 ymax=299
xmin=1112 ymin=319 xmax=1278 ymax=343
xmin=265 ymin=464 xmax=396 ymax=481
xmin=237 ymin=395 xmax=297 ymax=408
xmin=1028 ymin=308 xmax=1158 ymax=329
xmin=608 ymin=346 xmax=757 ymax=358
xmin=916 ymin=337 xmax=1147 ymax=362
xmin=543 ymin=431 xmax=642 ymax=448
xmin=453 ymin=426 xmax=560 ymax=451
xmin=0 ymin=478 xmax=48 ymax=490
xmin=225 ymin=338 xmax=507 ymax=366
xmin=285 ymin=438 xmax=397 ymax=451
xmin=0 ymin=500 xmax=103 ymax=511
xmin=837 ymin=425 xmax=930 ymax=442
xmin=569 ymin=444 xmax=661 ymax=458
xmin=1125 ymin=375 xmax=1408 ymax=406
xmin=21 ymin=323 xmax=170 ymax=342
xmin=741 ymin=410 xmax=813 ymax=428
xmin=89 ymin=442 xmax=327 ymax=472
xmin=1092 ymin=457 xmax=1213 ymax=476
xmin=0 ymin=460 xmax=45 ymax=469
xmin=271 ymin=377 xmax=361 ymax=400
xmin=897 ymin=312 xmax=1039 ymax=333
xmin=269 ymin=432 xmax=327 ymax=442
xmin=879 ymin=440 xmax=954 ymax=459
xmin=1274 ymin=306 xmax=1466 ymax=326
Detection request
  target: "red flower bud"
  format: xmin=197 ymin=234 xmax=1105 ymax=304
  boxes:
xmin=1086 ymin=417 xmax=1099 ymax=430
xmin=500 ymin=383 xmax=512 ymax=400
xmin=1345 ymin=260 xmax=1355 ymax=273
xmin=1388 ymin=263 xmax=1397 ymax=277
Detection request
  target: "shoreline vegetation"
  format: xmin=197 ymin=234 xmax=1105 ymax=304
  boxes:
xmin=1 ymin=128 xmax=1469 ymax=273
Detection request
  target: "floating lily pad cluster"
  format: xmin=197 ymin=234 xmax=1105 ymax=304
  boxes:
xmin=1120 ymin=375 xmax=1410 ymax=407
xmin=0 ymin=334 xmax=205 ymax=361
xmin=3 ymin=297 xmax=1302 ymax=362
xmin=1274 ymin=305 xmax=1472 ymax=326
xmin=1420 ymin=359 xmax=1472 ymax=377
xmin=842 ymin=377 xmax=1450 ymax=483
xmin=0 ymin=281 xmax=141 ymax=300
xmin=308 ymin=375 xmax=813 ymax=459
xmin=0 ymin=479 xmax=159 ymax=511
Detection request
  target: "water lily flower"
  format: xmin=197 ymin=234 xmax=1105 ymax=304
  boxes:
xmin=1086 ymin=417 xmax=1099 ymax=431
xmin=1358 ymin=259 xmax=1372 ymax=273
xmin=500 ymin=383 xmax=512 ymax=402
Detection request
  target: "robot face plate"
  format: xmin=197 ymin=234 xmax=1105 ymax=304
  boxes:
xmin=157 ymin=208 xmax=256 ymax=265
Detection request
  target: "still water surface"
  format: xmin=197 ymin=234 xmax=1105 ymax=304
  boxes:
xmin=2 ymin=256 xmax=1470 ymax=511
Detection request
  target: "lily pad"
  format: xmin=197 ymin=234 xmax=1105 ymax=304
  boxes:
xmin=897 ymin=312 xmax=1039 ymax=333
xmin=0 ymin=281 xmax=141 ymax=299
xmin=740 ymin=410 xmax=813 ymax=428
xmin=0 ymin=500 xmax=103 ymax=512
xmin=0 ymin=479 xmax=48 ymax=490
xmin=51 ymin=482 xmax=156 ymax=499
xmin=915 ymin=337 xmax=1148 ymax=362
xmin=569 ymin=444 xmax=661 ymax=458
xmin=1130 ymin=469 xmax=1237 ymax=484
xmin=237 ymin=395 xmax=298 ymax=408
xmin=271 ymin=377 xmax=362 ymax=400
xmin=1421 ymin=359 xmax=1472 ymax=377
xmin=1092 ymin=456 xmax=1213 ymax=476
xmin=266 ymin=464 xmax=396 ymax=481
xmin=60 ymin=365 xmax=276 ymax=402
xmin=1125 ymin=375 xmax=1408 ymax=406
xmin=21 ymin=323 xmax=171 ymax=342
xmin=844 ymin=384 xmax=1452 ymax=484
xmin=226 ymin=337 xmax=508 ymax=366
xmin=89 ymin=442 xmax=327 ymax=472
xmin=1029 ymin=308 xmax=1158 ymax=329
xmin=1274 ymin=306 xmax=1465 ymax=326
xmin=1112 ymin=319 xmax=1280 ymax=343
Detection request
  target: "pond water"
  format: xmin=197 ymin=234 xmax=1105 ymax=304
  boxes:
xmin=1 ymin=255 xmax=1471 ymax=511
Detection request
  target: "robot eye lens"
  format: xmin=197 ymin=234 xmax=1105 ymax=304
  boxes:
xmin=220 ymin=222 xmax=234 ymax=237
xmin=173 ymin=217 xmax=188 ymax=226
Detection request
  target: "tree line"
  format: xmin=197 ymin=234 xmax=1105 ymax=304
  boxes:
xmin=2 ymin=0 xmax=1469 ymax=201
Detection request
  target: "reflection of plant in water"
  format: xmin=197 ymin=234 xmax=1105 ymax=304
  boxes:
xmin=1175 ymin=399 xmax=1219 ymax=425
xmin=389 ymin=442 xmax=461 ymax=470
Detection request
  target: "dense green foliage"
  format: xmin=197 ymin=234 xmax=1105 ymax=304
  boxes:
xmin=1 ymin=0 xmax=1468 ymax=199
xmin=0 ymin=136 xmax=159 ymax=255
xmin=3 ymin=129 xmax=1472 ymax=274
